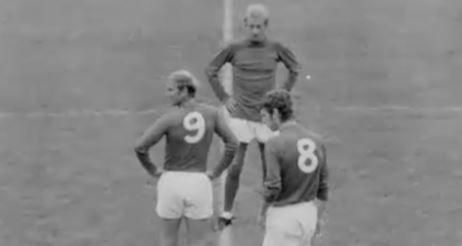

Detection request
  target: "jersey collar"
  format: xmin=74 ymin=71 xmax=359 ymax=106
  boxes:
xmin=279 ymin=120 xmax=298 ymax=131
xmin=178 ymin=98 xmax=197 ymax=109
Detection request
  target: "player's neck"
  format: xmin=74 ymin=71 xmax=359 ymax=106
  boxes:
xmin=246 ymin=36 xmax=268 ymax=46
xmin=280 ymin=119 xmax=297 ymax=130
xmin=177 ymin=97 xmax=196 ymax=108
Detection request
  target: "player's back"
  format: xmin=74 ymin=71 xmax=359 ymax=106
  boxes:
xmin=268 ymin=122 xmax=327 ymax=206
xmin=162 ymin=101 xmax=218 ymax=172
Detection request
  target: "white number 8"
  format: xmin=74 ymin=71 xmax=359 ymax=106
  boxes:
xmin=183 ymin=112 xmax=205 ymax=143
xmin=297 ymin=138 xmax=319 ymax=173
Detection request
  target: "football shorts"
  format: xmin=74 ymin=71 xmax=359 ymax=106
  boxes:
xmin=156 ymin=171 xmax=213 ymax=220
xmin=263 ymin=201 xmax=318 ymax=246
xmin=221 ymin=107 xmax=278 ymax=143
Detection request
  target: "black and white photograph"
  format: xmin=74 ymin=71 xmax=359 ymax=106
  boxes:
xmin=1 ymin=0 xmax=461 ymax=245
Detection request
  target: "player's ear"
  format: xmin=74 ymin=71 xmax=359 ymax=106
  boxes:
xmin=273 ymin=108 xmax=281 ymax=122
xmin=178 ymin=86 xmax=187 ymax=97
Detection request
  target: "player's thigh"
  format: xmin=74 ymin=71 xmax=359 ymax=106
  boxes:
xmin=265 ymin=203 xmax=316 ymax=246
xmin=159 ymin=218 xmax=182 ymax=246
xmin=265 ymin=206 xmax=300 ymax=239
xmin=156 ymin=172 xmax=184 ymax=219
xmin=184 ymin=218 xmax=211 ymax=246
xmin=263 ymin=230 xmax=300 ymax=246
xmin=296 ymin=202 xmax=318 ymax=244
xmin=183 ymin=173 xmax=214 ymax=220
xmin=253 ymin=121 xmax=278 ymax=143
xmin=222 ymin=109 xmax=254 ymax=143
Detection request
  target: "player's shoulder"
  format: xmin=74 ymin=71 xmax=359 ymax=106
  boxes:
xmin=285 ymin=123 xmax=325 ymax=145
xmin=266 ymin=133 xmax=285 ymax=150
xmin=302 ymin=129 xmax=326 ymax=147
xmin=266 ymin=38 xmax=281 ymax=46
xmin=191 ymin=102 xmax=221 ymax=119
xmin=266 ymin=39 xmax=291 ymax=51
xmin=194 ymin=101 xmax=218 ymax=113
xmin=225 ymin=38 xmax=250 ymax=50
xmin=159 ymin=106 xmax=183 ymax=123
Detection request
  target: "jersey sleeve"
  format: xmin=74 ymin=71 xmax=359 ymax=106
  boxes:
xmin=276 ymin=42 xmax=300 ymax=91
xmin=316 ymin=144 xmax=329 ymax=201
xmin=134 ymin=113 xmax=171 ymax=153
xmin=204 ymin=44 xmax=235 ymax=102
xmin=263 ymin=139 xmax=282 ymax=203
xmin=210 ymin=109 xmax=238 ymax=178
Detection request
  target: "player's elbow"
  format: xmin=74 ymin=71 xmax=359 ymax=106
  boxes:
xmin=316 ymin=187 xmax=328 ymax=201
xmin=225 ymin=140 xmax=238 ymax=157
xmin=228 ymin=136 xmax=239 ymax=150
xmin=263 ymin=188 xmax=281 ymax=202
xmin=134 ymin=143 xmax=147 ymax=155
xmin=263 ymin=180 xmax=281 ymax=201
xmin=133 ymin=146 xmax=142 ymax=155
xmin=204 ymin=66 xmax=218 ymax=80
xmin=289 ymin=68 xmax=299 ymax=78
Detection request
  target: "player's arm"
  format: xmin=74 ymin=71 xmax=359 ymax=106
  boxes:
xmin=315 ymin=144 xmax=329 ymax=233
xmin=316 ymin=144 xmax=328 ymax=201
xmin=259 ymin=140 xmax=282 ymax=218
xmin=276 ymin=42 xmax=300 ymax=91
xmin=262 ymin=140 xmax=282 ymax=203
xmin=134 ymin=115 xmax=170 ymax=177
xmin=204 ymin=44 xmax=234 ymax=102
xmin=208 ymin=110 xmax=238 ymax=179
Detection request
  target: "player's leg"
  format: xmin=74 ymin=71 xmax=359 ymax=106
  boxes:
xmin=184 ymin=173 xmax=214 ymax=245
xmin=298 ymin=202 xmax=318 ymax=246
xmin=219 ymin=116 xmax=253 ymax=225
xmin=184 ymin=218 xmax=212 ymax=246
xmin=222 ymin=143 xmax=248 ymax=219
xmin=255 ymin=121 xmax=278 ymax=182
xmin=159 ymin=218 xmax=182 ymax=246
xmin=262 ymin=207 xmax=297 ymax=246
xmin=156 ymin=172 xmax=184 ymax=246
xmin=257 ymin=142 xmax=267 ymax=183
xmin=263 ymin=204 xmax=307 ymax=246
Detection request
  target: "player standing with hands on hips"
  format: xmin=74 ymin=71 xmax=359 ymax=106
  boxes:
xmin=134 ymin=70 xmax=238 ymax=246
xmin=205 ymin=3 xmax=300 ymax=227
xmin=259 ymin=89 xmax=328 ymax=246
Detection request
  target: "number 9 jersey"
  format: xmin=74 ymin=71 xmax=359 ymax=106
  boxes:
xmin=137 ymin=101 xmax=237 ymax=173
xmin=263 ymin=121 xmax=328 ymax=206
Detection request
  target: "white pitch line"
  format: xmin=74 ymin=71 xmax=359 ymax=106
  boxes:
xmin=0 ymin=109 xmax=159 ymax=119
xmin=0 ymin=106 xmax=462 ymax=119
xmin=222 ymin=0 xmax=233 ymax=95
xmin=334 ymin=106 xmax=462 ymax=113
xmin=215 ymin=0 xmax=234 ymax=230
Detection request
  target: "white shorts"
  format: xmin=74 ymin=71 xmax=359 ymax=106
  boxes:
xmin=156 ymin=171 xmax=213 ymax=220
xmin=221 ymin=107 xmax=277 ymax=143
xmin=263 ymin=201 xmax=318 ymax=246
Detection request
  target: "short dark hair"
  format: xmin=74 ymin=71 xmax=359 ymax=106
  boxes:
xmin=261 ymin=89 xmax=294 ymax=122
xmin=169 ymin=70 xmax=198 ymax=97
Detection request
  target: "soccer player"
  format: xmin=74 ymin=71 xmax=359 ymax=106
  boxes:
xmin=259 ymin=89 xmax=328 ymax=246
xmin=205 ymin=3 xmax=300 ymax=226
xmin=134 ymin=70 xmax=238 ymax=246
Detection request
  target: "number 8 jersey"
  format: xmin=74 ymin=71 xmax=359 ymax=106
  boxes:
xmin=137 ymin=100 xmax=237 ymax=173
xmin=263 ymin=121 xmax=329 ymax=206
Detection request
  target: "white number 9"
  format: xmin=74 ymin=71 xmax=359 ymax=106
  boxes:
xmin=183 ymin=112 xmax=205 ymax=143
xmin=297 ymin=138 xmax=319 ymax=173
